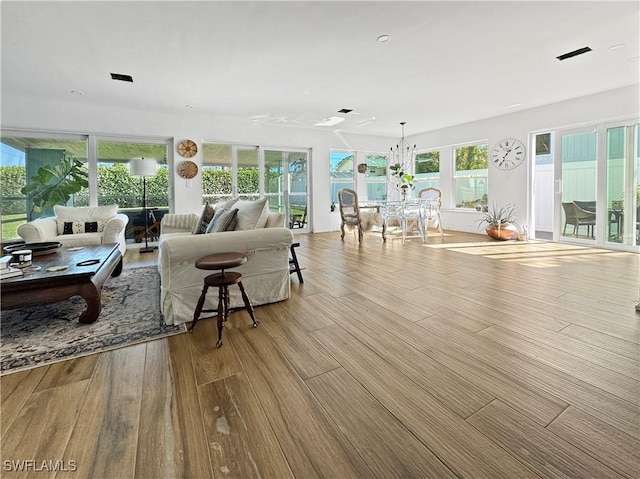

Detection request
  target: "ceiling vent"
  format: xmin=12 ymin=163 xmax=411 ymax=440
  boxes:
xmin=556 ymin=47 xmax=592 ymax=61
xmin=110 ymin=72 xmax=134 ymax=82
xmin=338 ymin=108 xmax=353 ymax=114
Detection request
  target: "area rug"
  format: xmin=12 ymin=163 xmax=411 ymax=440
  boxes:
xmin=1 ymin=266 xmax=186 ymax=375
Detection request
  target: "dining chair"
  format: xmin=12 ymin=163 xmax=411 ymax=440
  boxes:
xmin=417 ymin=187 xmax=444 ymax=237
xmin=562 ymin=201 xmax=595 ymax=238
xmin=337 ymin=188 xmax=365 ymax=243
xmin=382 ymin=199 xmax=425 ymax=243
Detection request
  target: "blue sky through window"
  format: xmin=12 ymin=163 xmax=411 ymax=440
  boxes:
xmin=0 ymin=143 xmax=25 ymax=166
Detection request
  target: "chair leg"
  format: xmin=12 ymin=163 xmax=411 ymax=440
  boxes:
xmin=189 ymin=284 xmax=209 ymax=333
xmin=237 ymin=281 xmax=259 ymax=328
xmin=340 ymin=222 xmax=346 ymax=240
xmin=216 ymin=285 xmax=227 ymax=347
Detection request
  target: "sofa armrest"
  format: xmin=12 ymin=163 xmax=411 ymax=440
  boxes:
xmin=161 ymin=213 xmax=199 ymax=234
xmin=103 ymin=213 xmax=129 ymax=242
xmin=17 ymin=217 xmax=58 ymax=243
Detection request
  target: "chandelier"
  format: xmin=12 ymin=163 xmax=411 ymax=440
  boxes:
xmin=390 ymin=121 xmax=417 ymax=167
xmin=389 ymin=122 xmax=416 ymax=193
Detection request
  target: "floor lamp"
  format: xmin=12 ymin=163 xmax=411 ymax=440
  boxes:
xmin=130 ymin=158 xmax=157 ymax=253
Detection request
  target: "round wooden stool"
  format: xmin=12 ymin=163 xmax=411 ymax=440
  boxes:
xmin=189 ymin=252 xmax=258 ymax=347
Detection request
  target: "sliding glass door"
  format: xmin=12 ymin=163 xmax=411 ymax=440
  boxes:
xmin=554 ymin=121 xmax=639 ymax=251
xmin=203 ymin=142 xmax=309 ymax=230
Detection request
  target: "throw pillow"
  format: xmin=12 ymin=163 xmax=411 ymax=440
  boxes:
xmin=55 ymin=204 xmax=118 ymax=235
xmin=234 ymin=198 xmax=269 ymax=231
xmin=206 ymin=208 xmax=239 ymax=234
xmin=192 ymin=203 xmax=215 ymax=235
xmin=62 ymin=221 xmax=102 ymax=234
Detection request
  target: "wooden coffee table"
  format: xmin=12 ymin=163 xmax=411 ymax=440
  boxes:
xmin=1 ymin=244 xmax=123 ymax=324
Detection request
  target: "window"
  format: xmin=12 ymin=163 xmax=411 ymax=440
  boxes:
xmin=202 ymin=143 xmax=233 ymax=204
xmin=330 ymin=150 xmax=354 ymax=203
xmin=414 ymin=150 xmax=440 ymax=192
xmin=365 ymin=153 xmax=388 ymax=201
xmin=454 ymin=143 xmax=488 ymax=208
xmin=1 ymin=133 xmax=88 ymax=240
xmin=96 ymin=140 xmax=168 ymax=209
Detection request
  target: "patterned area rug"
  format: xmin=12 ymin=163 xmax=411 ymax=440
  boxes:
xmin=1 ymin=266 xmax=185 ymax=375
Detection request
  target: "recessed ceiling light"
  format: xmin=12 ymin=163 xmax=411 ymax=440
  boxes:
xmin=628 ymin=56 xmax=640 ymax=62
xmin=377 ymin=34 xmax=390 ymax=43
xmin=184 ymin=104 xmax=194 ymax=109
xmin=338 ymin=108 xmax=353 ymax=114
xmin=70 ymin=90 xmax=84 ymax=96
xmin=609 ymin=43 xmax=626 ymax=50
xmin=506 ymin=103 xmax=522 ymax=109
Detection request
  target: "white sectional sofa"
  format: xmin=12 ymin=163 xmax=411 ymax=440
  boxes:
xmin=158 ymin=208 xmax=294 ymax=326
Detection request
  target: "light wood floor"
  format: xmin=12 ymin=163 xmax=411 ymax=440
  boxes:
xmin=1 ymin=230 xmax=639 ymax=478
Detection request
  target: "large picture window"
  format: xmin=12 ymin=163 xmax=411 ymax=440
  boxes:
xmin=454 ymin=143 xmax=488 ymax=208
xmin=365 ymin=153 xmax=388 ymax=201
xmin=414 ymin=150 xmax=440 ymax=192
xmin=330 ymin=150 xmax=354 ymax=203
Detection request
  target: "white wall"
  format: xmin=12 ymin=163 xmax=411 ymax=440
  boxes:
xmin=2 ymin=84 xmax=638 ymax=235
xmin=406 ymin=84 xmax=639 ymax=235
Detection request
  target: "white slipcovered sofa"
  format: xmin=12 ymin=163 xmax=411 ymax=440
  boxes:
xmin=17 ymin=204 xmax=129 ymax=256
xmin=158 ymin=205 xmax=294 ymax=326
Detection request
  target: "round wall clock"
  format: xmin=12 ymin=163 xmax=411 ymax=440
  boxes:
xmin=491 ymin=138 xmax=526 ymax=170
xmin=178 ymin=139 xmax=198 ymax=158
xmin=178 ymin=160 xmax=198 ymax=179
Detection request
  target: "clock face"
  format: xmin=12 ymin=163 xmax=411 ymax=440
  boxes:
xmin=491 ymin=138 xmax=526 ymax=170
xmin=178 ymin=139 xmax=198 ymax=158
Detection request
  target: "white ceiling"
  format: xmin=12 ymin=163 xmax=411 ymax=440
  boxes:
xmin=2 ymin=1 xmax=639 ymax=138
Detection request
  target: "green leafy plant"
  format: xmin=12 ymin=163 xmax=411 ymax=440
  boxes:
xmin=475 ymin=202 xmax=519 ymax=231
xmin=21 ymin=156 xmax=88 ymax=216
xmin=389 ymin=162 xmax=414 ymax=190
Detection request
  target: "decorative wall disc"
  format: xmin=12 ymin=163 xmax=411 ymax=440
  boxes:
xmin=178 ymin=139 xmax=198 ymax=158
xmin=178 ymin=160 xmax=198 ymax=179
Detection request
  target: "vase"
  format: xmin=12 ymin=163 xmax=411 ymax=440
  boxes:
xmin=486 ymin=223 xmax=518 ymax=240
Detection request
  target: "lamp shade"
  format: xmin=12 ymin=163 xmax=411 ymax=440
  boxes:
xmin=129 ymin=158 xmax=157 ymax=177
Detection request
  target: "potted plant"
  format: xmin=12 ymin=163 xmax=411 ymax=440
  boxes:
xmin=21 ymin=155 xmax=88 ymax=220
xmin=389 ymin=162 xmax=414 ymax=201
xmin=475 ymin=202 xmax=520 ymax=240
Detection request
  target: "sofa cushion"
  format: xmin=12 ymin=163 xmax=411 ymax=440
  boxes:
xmin=206 ymin=208 xmax=238 ymax=234
xmin=54 ymin=205 xmax=118 ymax=235
xmin=192 ymin=203 xmax=215 ymax=235
xmin=234 ymin=198 xmax=269 ymax=231
xmin=63 ymin=221 xmax=103 ymax=234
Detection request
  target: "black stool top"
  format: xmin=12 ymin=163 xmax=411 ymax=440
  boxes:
xmin=196 ymin=252 xmax=247 ymax=270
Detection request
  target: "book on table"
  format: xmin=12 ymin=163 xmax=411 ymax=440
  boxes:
xmin=0 ymin=267 xmax=23 ymax=279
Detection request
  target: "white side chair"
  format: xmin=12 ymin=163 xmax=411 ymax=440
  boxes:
xmin=417 ymin=187 xmax=444 ymax=238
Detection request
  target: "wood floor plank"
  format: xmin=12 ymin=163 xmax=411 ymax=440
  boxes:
xmin=547 ymin=406 xmax=640 ymax=479
xmin=467 ymin=400 xmax=626 ymax=479
xmin=199 ymin=372 xmax=295 ymax=479
xmin=307 ymin=367 xmax=457 ymax=479
xmin=308 ymin=292 xmax=494 ymax=418
xmin=337 ymin=292 xmax=567 ymax=426
xmin=187 ymin=317 xmax=243 ymax=386
xmin=311 ymin=325 xmax=539 ymax=479
xmin=165 ymin=331 xmax=215 ymax=479
xmin=34 ymin=354 xmax=99 ymax=393
xmin=226 ymin=322 xmax=373 ymax=478
xmin=257 ymin=303 xmax=341 ymax=380
xmin=56 ymin=344 xmax=146 ymax=479
xmin=266 ymin=287 xmax=336 ymax=331
xmin=0 ymin=367 xmax=47 ymax=438
xmin=0 ymin=379 xmax=88 ymax=479
xmin=559 ymin=323 xmax=640 ymax=361
xmin=477 ymin=324 xmax=640 ymax=404
xmin=420 ymin=317 xmax=640 ymax=439
xmin=135 ymin=339 xmax=181 ymax=479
